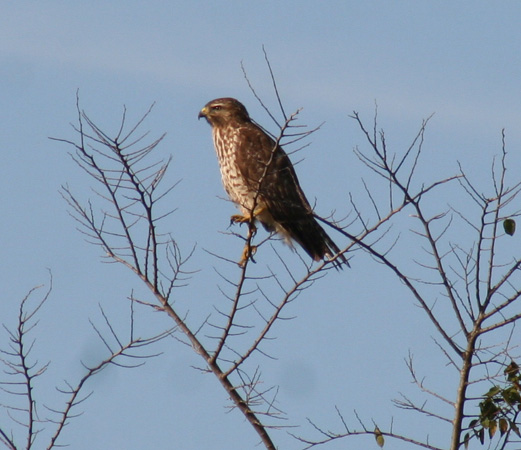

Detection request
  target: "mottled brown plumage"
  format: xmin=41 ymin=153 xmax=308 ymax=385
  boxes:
xmin=199 ymin=97 xmax=346 ymax=267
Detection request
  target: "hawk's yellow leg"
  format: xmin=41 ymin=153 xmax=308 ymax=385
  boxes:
xmin=230 ymin=213 xmax=254 ymax=225
xmin=239 ymin=243 xmax=258 ymax=268
xmin=232 ymin=207 xmax=264 ymax=266
xmin=230 ymin=206 xmax=266 ymax=231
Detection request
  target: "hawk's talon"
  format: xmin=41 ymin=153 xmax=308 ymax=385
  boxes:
xmin=230 ymin=214 xmax=257 ymax=234
xmin=230 ymin=214 xmax=249 ymax=224
xmin=238 ymin=244 xmax=258 ymax=267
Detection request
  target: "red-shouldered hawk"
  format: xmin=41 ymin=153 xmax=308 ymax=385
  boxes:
xmin=199 ymin=97 xmax=347 ymax=268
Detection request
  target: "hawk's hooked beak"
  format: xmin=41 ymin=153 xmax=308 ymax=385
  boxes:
xmin=198 ymin=106 xmax=209 ymax=120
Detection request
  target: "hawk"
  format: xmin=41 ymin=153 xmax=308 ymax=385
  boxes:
xmin=199 ymin=97 xmax=347 ymax=267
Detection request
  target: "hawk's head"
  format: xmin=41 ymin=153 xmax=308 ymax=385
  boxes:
xmin=198 ymin=98 xmax=250 ymax=127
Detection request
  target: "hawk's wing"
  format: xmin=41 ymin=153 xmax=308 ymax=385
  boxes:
xmin=234 ymin=122 xmax=344 ymax=262
xmin=234 ymin=122 xmax=313 ymax=223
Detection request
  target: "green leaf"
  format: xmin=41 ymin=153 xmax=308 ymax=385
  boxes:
xmin=502 ymin=386 xmax=521 ymax=406
xmin=374 ymin=426 xmax=384 ymax=448
xmin=479 ymin=427 xmax=485 ymax=444
xmin=489 ymin=419 xmax=497 ymax=438
xmin=505 ymin=361 xmax=520 ymax=380
xmin=485 ymin=385 xmax=501 ymax=398
xmin=464 ymin=432 xmax=470 ymax=449
xmin=499 ymin=418 xmax=508 ymax=436
xmin=504 ymin=218 xmax=516 ymax=236
xmin=480 ymin=398 xmax=499 ymax=420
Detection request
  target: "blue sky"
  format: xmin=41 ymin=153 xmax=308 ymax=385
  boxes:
xmin=1 ymin=2 xmax=521 ymax=449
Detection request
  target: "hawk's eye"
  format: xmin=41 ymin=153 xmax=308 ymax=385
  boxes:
xmin=211 ymin=105 xmax=222 ymax=111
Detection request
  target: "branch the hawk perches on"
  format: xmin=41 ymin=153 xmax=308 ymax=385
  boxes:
xmin=199 ymin=97 xmax=347 ymax=268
